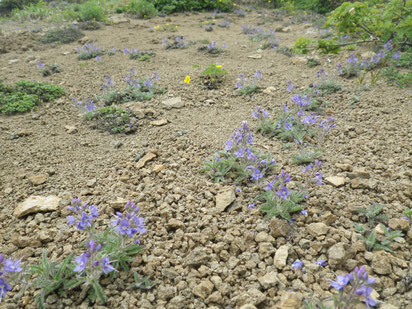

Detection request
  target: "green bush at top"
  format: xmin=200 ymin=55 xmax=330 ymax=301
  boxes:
xmin=79 ymin=0 xmax=106 ymax=21
xmin=0 ymin=0 xmax=38 ymax=16
xmin=38 ymin=26 xmax=84 ymax=44
xmin=126 ymin=0 xmax=158 ymax=19
xmin=293 ymin=0 xmax=345 ymax=14
xmin=0 ymin=80 xmax=65 ymax=114
xmin=325 ymin=1 xmax=412 ymax=48
xmin=153 ymin=0 xmax=234 ymax=14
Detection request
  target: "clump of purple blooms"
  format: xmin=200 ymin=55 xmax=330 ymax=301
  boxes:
xmin=330 ymin=266 xmax=377 ymax=308
xmin=76 ymin=43 xmax=105 ymax=60
xmin=122 ymin=47 xmax=154 ymax=61
xmin=67 ymin=197 xmax=99 ymax=231
xmin=0 ymin=255 xmax=23 ymax=303
xmin=112 ymin=201 xmax=146 ymax=239
xmin=235 ymin=70 xmax=263 ymax=95
xmin=74 ymin=98 xmax=97 ymax=113
xmin=162 ymin=36 xmax=189 ymax=50
xmin=202 ymin=121 xmax=275 ymax=183
xmin=198 ymin=41 xmax=227 ymax=55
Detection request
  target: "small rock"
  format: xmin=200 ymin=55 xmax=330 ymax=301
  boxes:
xmin=273 ymin=245 xmax=288 ymax=269
xmin=64 ymin=125 xmax=77 ymax=134
xmin=28 ymin=174 xmax=49 ymax=185
xmin=153 ymin=164 xmax=165 ymax=173
xmin=258 ymin=271 xmax=279 ymax=289
xmin=215 ymin=189 xmax=235 ymax=212
xmin=237 ymin=288 xmax=266 ymax=306
xmin=380 ymin=304 xmax=399 ymax=309
xmin=162 ymin=97 xmax=184 ymax=109
xmin=328 ymin=242 xmax=346 ymax=267
xmin=263 ymin=86 xmax=276 ymax=95
xmin=185 ymin=247 xmax=210 ymax=266
xmin=109 ymin=197 xmax=129 ymax=210
xmin=269 ymin=218 xmax=290 ymax=237
xmin=361 ymin=51 xmax=375 ymax=59
xmin=278 ymin=291 xmax=303 ymax=308
xmin=78 ymin=36 xmax=91 ymax=44
xmin=247 ymin=54 xmax=262 ymax=59
xmin=348 ymin=168 xmax=370 ymax=179
xmin=255 ymin=231 xmax=274 ymax=243
xmin=371 ymin=251 xmax=392 ymax=275
xmin=388 ymin=218 xmax=409 ymax=231
xmin=167 ymin=218 xmax=185 ymax=230
xmin=192 ymin=279 xmax=214 ymax=299
xmin=350 ymin=178 xmax=368 ymax=189
xmin=307 ymin=222 xmax=329 ymax=236
xmin=9 ymin=59 xmax=19 ymax=64
xmin=157 ymin=286 xmax=175 ymax=300
xmin=207 ymin=291 xmax=223 ymax=304
xmin=281 ymin=26 xmax=292 ymax=32
xmin=325 ymin=176 xmax=345 ymax=187
xmin=108 ymin=14 xmax=130 ymax=24
xmin=136 ymin=152 xmax=157 ymax=169
xmin=150 ymin=119 xmax=168 ymax=126
xmin=4 ymin=187 xmax=13 ymax=194
xmin=239 ymin=305 xmax=257 ymax=309
xmin=86 ymin=178 xmax=96 ymax=187
xmin=14 ymin=195 xmax=61 ymax=218
xmin=291 ymin=56 xmax=307 ymax=65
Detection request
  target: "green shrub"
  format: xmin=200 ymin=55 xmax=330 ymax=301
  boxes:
xmin=0 ymin=80 xmax=65 ymax=114
xmin=14 ymin=80 xmax=65 ymax=102
xmin=0 ymin=0 xmax=38 ymax=16
xmin=153 ymin=0 xmax=233 ymax=14
xmin=126 ymin=0 xmax=158 ymax=19
xmin=79 ymin=0 xmax=105 ymax=21
xmin=293 ymin=0 xmax=344 ymax=14
xmin=84 ymin=106 xmax=138 ymax=134
xmin=38 ymin=26 xmax=84 ymax=44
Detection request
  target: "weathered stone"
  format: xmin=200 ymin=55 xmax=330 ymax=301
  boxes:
xmin=108 ymin=14 xmax=130 ymax=24
xmin=325 ymin=176 xmax=345 ymax=187
xmin=273 ymin=245 xmax=288 ymax=269
xmin=14 ymin=195 xmax=60 ymax=218
xmin=157 ymin=286 xmax=176 ymax=300
xmin=307 ymin=222 xmax=329 ymax=236
xmin=348 ymin=168 xmax=370 ymax=179
xmin=215 ymin=189 xmax=235 ymax=212
xmin=239 ymin=305 xmax=257 ymax=309
xmin=207 ymin=291 xmax=223 ymax=304
xmin=361 ymin=51 xmax=375 ymax=59
xmin=371 ymin=251 xmax=392 ymax=275
xmin=278 ymin=291 xmax=303 ymax=308
xmin=328 ymin=242 xmax=346 ymax=267
xmin=162 ymin=97 xmax=184 ymax=109
xmin=237 ymin=288 xmax=266 ymax=306
xmin=185 ymin=247 xmax=210 ymax=266
xmin=192 ymin=279 xmax=214 ymax=299
xmin=258 ymin=271 xmax=279 ymax=289
xmin=263 ymin=86 xmax=276 ymax=95
xmin=109 ymin=197 xmax=128 ymax=210
xmin=258 ymin=242 xmax=274 ymax=259
xmin=269 ymin=218 xmax=290 ymax=237
xmin=255 ymin=231 xmax=274 ymax=243
xmin=136 ymin=152 xmax=157 ymax=169
xmin=150 ymin=119 xmax=168 ymax=126
xmin=64 ymin=125 xmax=77 ymax=134
xmin=388 ymin=218 xmax=409 ymax=231
xmin=28 ymin=174 xmax=48 ymax=185
xmin=247 ymin=54 xmax=262 ymax=59
xmin=291 ymin=56 xmax=307 ymax=65
xmin=153 ymin=164 xmax=165 ymax=173
xmin=167 ymin=218 xmax=185 ymax=230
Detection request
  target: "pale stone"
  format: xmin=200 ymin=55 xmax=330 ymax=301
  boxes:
xmin=247 ymin=54 xmax=262 ymax=59
xmin=291 ymin=56 xmax=307 ymax=65
xmin=167 ymin=218 xmax=185 ymax=230
xmin=307 ymin=222 xmax=329 ymax=236
xmin=215 ymin=189 xmax=235 ymax=212
xmin=325 ymin=176 xmax=345 ymax=187
xmin=278 ymin=291 xmax=303 ymax=308
xmin=109 ymin=197 xmax=128 ymax=210
xmin=136 ymin=152 xmax=157 ymax=169
xmin=153 ymin=164 xmax=165 ymax=173
xmin=162 ymin=97 xmax=184 ymax=109
xmin=192 ymin=279 xmax=214 ymax=299
xmin=361 ymin=51 xmax=375 ymax=59
xmin=14 ymin=195 xmax=61 ymax=218
xmin=258 ymin=271 xmax=279 ymax=289
xmin=274 ymin=245 xmax=288 ymax=268
xmin=28 ymin=174 xmax=48 ymax=185
xmin=328 ymin=242 xmax=346 ymax=267
xmin=239 ymin=305 xmax=257 ymax=309
xmin=108 ymin=14 xmax=130 ymax=24
xmin=150 ymin=119 xmax=168 ymax=126
xmin=371 ymin=251 xmax=392 ymax=275
xmin=64 ymin=125 xmax=77 ymax=134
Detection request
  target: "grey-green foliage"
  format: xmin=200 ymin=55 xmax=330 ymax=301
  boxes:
xmin=354 ymin=223 xmax=403 ymax=252
xmin=356 ymin=204 xmax=388 ymax=227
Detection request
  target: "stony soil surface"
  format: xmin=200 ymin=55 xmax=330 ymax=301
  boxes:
xmin=0 ymin=9 xmax=411 ymax=309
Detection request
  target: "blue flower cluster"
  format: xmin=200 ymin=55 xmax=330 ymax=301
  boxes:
xmin=112 ymin=201 xmax=146 ymax=239
xmin=0 ymin=254 xmax=22 ymax=302
xmin=67 ymin=197 xmax=99 ymax=231
xmin=73 ymin=240 xmax=115 ymax=275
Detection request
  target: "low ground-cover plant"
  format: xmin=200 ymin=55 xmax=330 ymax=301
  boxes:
xmin=201 ymin=64 xmax=228 ymax=89
xmin=99 ymin=70 xmax=165 ymax=105
xmin=37 ymin=62 xmax=62 ymax=77
xmin=79 ymin=0 xmax=105 ymax=22
xmin=77 ymin=43 xmax=105 ymax=60
xmin=201 ymin=121 xmax=276 ymax=183
xmin=235 ymin=70 xmax=263 ymax=95
xmin=151 ymin=0 xmax=233 ymax=14
xmin=198 ymin=41 xmax=226 ymax=55
xmin=123 ymin=48 xmax=155 ymax=61
xmin=305 ymin=266 xmax=378 ymax=308
xmin=162 ymin=36 xmax=190 ymax=49
xmin=126 ymin=0 xmax=158 ymax=19
xmin=0 ymin=80 xmax=65 ymax=114
xmin=38 ymin=26 xmax=84 ymax=44
xmin=83 ymin=106 xmax=138 ymax=134
xmin=354 ymin=223 xmax=403 ymax=252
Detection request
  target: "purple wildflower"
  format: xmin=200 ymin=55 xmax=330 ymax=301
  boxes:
xmin=277 ymin=185 xmax=291 ymax=199
xmin=3 ymin=259 xmax=22 ymax=273
xmin=292 ymin=260 xmax=303 ymax=269
xmin=314 ymin=259 xmax=326 ymax=267
xmin=101 ymin=257 xmax=115 ymax=274
xmin=286 ymin=81 xmax=294 ymax=92
xmin=74 ymin=253 xmax=88 ymax=273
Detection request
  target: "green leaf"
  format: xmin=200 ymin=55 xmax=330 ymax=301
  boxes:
xmin=92 ymin=280 xmax=107 ymax=303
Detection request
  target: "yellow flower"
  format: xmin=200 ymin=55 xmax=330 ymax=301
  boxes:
xmin=184 ymin=75 xmax=191 ymax=84
xmin=216 ymin=65 xmax=222 ymax=68
xmin=233 ymin=3 xmax=236 ymax=6
xmin=154 ymin=25 xmax=160 ymax=30
xmin=211 ymin=78 xmax=215 ymax=82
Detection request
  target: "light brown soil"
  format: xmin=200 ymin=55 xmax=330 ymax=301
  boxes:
xmin=0 ymin=9 xmax=411 ymax=309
